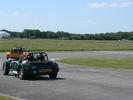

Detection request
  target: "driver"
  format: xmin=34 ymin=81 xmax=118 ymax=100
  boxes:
xmin=27 ymin=53 xmax=34 ymax=61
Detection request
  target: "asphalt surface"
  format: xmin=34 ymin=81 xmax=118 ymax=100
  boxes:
xmin=1 ymin=51 xmax=133 ymax=100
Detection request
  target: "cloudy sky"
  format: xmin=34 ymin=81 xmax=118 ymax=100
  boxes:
xmin=0 ymin=0 xmax=133 ymax=33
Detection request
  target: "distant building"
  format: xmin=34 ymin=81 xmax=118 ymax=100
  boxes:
xmin=58 ymin=37 xmax=69 ymax=40
xmin=0 ymin=31 xmax=10 ymax=39
xmin=118 ymin=39 xmax=128 ymax=42
xmin=29 ymin=35 xmax=38 ymax=39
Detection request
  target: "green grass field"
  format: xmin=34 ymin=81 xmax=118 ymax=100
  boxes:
xmin=0 ymin=39 xmax=133 ymax=52
xmin=57 ymin=58 xmax=133 ymax=70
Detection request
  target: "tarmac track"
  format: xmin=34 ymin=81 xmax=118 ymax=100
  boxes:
xmin=0 ymin=51 xmax=133 ymax=100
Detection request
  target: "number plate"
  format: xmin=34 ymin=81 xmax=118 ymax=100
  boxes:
xmin=39 ymin=69 xmax=52 ymax=73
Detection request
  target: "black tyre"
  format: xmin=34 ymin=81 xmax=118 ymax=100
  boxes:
xmin=3 ymin=64 xmax=10 ymax=75
xmin=49 ymin=72 xmax=58 ymax=79
xmin=18 ymin=68 xmax=26 ymax=80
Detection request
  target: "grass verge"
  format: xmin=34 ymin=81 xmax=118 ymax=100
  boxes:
xmin=1 ymin=39 xmax=133 ymax=52
xmin=0 ymin=95 xmax=15 ymax=100
xmin=57 ymin=58 xmax=133 ymax=70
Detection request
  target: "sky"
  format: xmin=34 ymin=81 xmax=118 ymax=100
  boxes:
xmin=0 ymin=0 xmax=133 ymax=34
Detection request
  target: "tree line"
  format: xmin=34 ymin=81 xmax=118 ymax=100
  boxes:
xmin=7 ymin=29 xmax=133 ymax=40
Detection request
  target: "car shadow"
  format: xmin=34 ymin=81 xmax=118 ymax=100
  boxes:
xmin=6 ymin=73 xmax=66 ymax=81
xmin=7 ymin=74 xmax=14 ymax=76
xmin=25 ymin=76 xmax=66 ymax=81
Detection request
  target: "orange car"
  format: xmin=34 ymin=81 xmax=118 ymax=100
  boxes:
xmin=6 ymin=48 xmax=28 ymax=60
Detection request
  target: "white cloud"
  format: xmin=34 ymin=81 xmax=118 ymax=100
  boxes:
xmin=88 ymin=3 xmax=108 ymax=8
xmin=11 ymin=11 xmax=29 ymax=17
xmin=88 ymin=2 xmax=133 ymax=8
xmin=11 ymin=11 xmax=20 ymax=16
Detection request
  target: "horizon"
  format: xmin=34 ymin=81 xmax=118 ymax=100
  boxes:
xmin=3 ymin=29 xmax=133 ymax=34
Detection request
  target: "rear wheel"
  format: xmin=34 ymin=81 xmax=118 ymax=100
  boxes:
xmin=49 ymin=72 xmax=58 ymax=79
xmin=18 ymin=68 xmax=26 ymax=80
xmin=3 ymin=64 xmax=10 ymax=75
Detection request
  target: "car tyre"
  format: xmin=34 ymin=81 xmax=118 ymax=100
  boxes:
xmin=49 ymin=72 xmax=58 ymax=79
xmin=18 ymin=68 xmax=26 ymax=80
xmin=3 ymin=64 xmax=10 ymax=75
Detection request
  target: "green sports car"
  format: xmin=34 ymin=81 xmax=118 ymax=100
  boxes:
xmin=3 ymin=52 xmax=59 ymax=79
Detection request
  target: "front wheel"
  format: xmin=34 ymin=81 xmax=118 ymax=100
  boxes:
xmin=49 ymin=72 xmax=58 ymax=79
xmin=3 ymin=64 xmax=10 ymax=75
xmin=18 ymin=68 xmax=26 ymax=80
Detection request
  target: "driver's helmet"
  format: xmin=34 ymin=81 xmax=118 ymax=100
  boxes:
xmin=12 ymin=48 xmax=18 ymax=52
xmin=39 ymin=53 xmax=45 ymax=61
xmin=27 ymin=53 xmax=34 ymax=61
